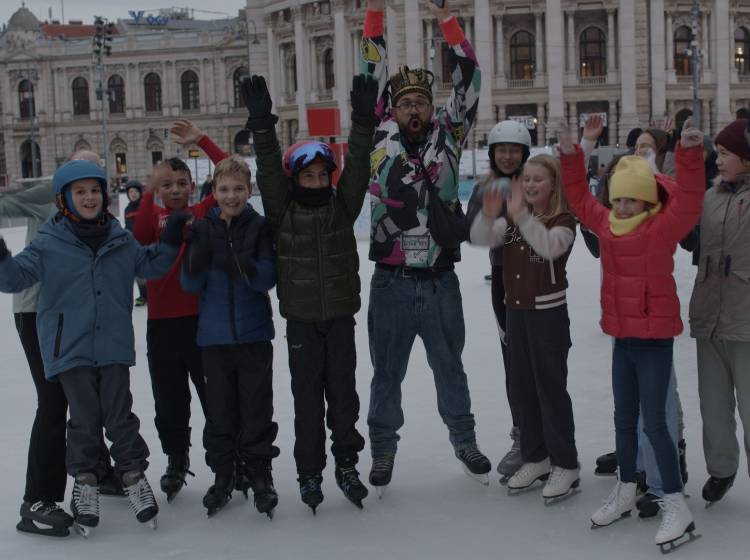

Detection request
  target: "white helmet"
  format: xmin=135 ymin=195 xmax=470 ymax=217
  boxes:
xmin=488 ymin=120 xmax=532 ymax=147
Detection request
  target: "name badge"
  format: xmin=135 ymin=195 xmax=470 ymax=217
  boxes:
xmin=401 ymin=234 xmax=430 ymax=251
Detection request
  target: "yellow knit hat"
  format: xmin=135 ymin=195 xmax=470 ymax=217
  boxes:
xmin=608 ymin=156 xmax=658 ymax=204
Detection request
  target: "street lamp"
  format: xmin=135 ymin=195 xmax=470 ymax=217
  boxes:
xmin=21 ymin=70 xmax=39 ymax=178
xmin=92 ymin=16 xmax=115 ymax=186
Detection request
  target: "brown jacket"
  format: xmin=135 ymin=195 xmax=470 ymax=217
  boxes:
xmin=689 ymin=176 xmax=750 ymax=340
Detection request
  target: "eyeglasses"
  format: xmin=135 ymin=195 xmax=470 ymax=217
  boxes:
xmin=395 ymin=100 xmax=431 ymax=111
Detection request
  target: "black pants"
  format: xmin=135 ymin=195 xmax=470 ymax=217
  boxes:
xmin=507 ymin=306 xmax=578 ymax=469
xmin=58 ymin=365 xmax=149 ymax=476
xmin=146 ymin=317 xmax=207 ymax=457
xmin=202 ymin=342 xmax=279 ymax=475
xmin=287 ymin=316 xmax=365 ymax=476
xmin=491 ymin=265 xmax=517 ymax=427
xmin=16 ymin=313 xmax=68 ymax=503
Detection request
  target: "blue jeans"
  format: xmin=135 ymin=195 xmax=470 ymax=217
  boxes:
xmin=367 ymin=267 xmax=477 ymax=456
xmin=612 ymin=338 xmax=682 ymax=494
xmin=636 ymin=366 xmax=680 ymax=496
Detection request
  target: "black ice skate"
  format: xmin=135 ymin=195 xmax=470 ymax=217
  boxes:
xmin=99 ymin=468 xmax=126 ymax=497
xmin=594 ymin=452 xmax=617 ymax=476
xmin=455 ymin=445 xmax=491 ymax=486
xmin=122 ymin=470 xmax=159 ymax=530
xmin=298 ymin=474 xmax=324 ymax=514
xmin=497 ymin=427 xmax=522 ymax=485
xmin=335 ymin=465 xmax=368 ymax=510
xmin=369 ymin=453 xmax=395 ymax=499
xmin=636 ymin=492 xmax=660 ymax=519
xmin=16 ymin=500 xmax=74 ymax=537
xmin=244 ymin=462 xmax=278 ymax=519
xmin=160 ymin=452 xmax=194 ymax=503
xmin=70 ymin=472 xmax=100 ymax=538
xmin=203 ymin=472 xmax=235 ymax=517
xmin=678 ymin=439 xmax=688 ymax=484
xmin=702 ymin=473 xmax=735 ymax=508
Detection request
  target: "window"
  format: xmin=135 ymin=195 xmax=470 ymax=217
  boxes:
xmin=181 ymin=70 xmax=200 ymax=111
xmin=72 ymin=77 xmax=90 ymax=116
xmin=18 ymin=79 xmax=35 ymax=119
xmin=108 ymin=74 xmax=125 ymax=114
xmin=323 ymin=49 xmax=335 ymax=90
xmin=674 ymin=26 xmax=692 ymax=76
xmin=151 ymin=151 xmax=163 ymax=166
xmin=144 ymin=73 xmax=162 ymax=113
xmin=20 ymin=139 xmax=41 ymax=178
xmin=510 ymin=31 xmax=535 ymax=80
xmin=736 ymin=27 xmax=750 ymax=75
xmin=233 ymin=67 xmax=249 ymax=108
xmin=579 ymin=27 xmax=606 ymax=77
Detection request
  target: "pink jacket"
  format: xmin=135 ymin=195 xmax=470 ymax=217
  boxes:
xmin=560 ymin=143 xmax=705 ymax=339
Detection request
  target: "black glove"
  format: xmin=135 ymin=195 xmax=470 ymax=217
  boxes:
xmin=0 ymin=237 xmax=8 ymax=262
xmin=350 ymin=74 xmax=379 ymax=128
xmin=160 ymin=211 xmax=191 ymax=247
xmin=241 ymin=75 xmax=279 ymax=132
xmin=183 ymin=219 xmax=212 ymax=275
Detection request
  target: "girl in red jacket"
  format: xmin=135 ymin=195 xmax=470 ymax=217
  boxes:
xmin=558 ymin=122 xmax=705 ymax=552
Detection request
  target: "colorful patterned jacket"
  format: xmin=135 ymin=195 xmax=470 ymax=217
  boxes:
xmin=361 ymin=10 xmax=480 ymax=268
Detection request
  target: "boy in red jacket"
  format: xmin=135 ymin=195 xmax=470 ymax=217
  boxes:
xmin=133 ymin=156 xmax=213 ymax=501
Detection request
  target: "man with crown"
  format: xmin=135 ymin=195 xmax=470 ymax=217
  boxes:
xmin=360 ymin=0 xmax=491 ymax=494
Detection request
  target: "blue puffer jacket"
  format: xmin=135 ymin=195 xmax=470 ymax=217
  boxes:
xmin=0 ymin=214 xmax=178 ymax=378
xmin=181 ymin=205 xmax=276 ymax=346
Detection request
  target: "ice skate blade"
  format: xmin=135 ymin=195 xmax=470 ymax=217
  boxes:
xmin=73 ymin=522 xmax=92 ymax=538
xmin=507 ymin=475 xmax=548 ymax=496
xmin=375 ymin=485 xmax=388 ymax=499
xmin=544 ymin=486 xmax=581 ymax=506
xmin=462 ymin=464 xmax=490 ymax=486
xmin=148 ymin=518 xmax=158 ymax=530
xmin=590 ymin=510 xmax=632 ymax=529
xmin=658 ymin=525 xmax=701 ymax=554
xmin=594 ymin=470 xmax=617 ymax=477
xmin=16 ymin=518 xmax=70 ymax=537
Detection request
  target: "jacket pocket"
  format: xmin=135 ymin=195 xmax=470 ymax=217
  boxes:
xmin=53 ymin=313 xmax=64 ymax=358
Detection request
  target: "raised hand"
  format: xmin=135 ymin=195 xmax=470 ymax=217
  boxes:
xmin=680 ymin=118 xmax=704 ymax=149
xmin=0 ymin=236 xmax=8 ymax=261
xmin=170 ymin=119 xmax=204 ymax=145
xmin=350 ymin=74 xmax=379 ymax=127
xmin=582 ymin=114 xmax=604 ymax=142
xmin=426 ymin=0 xmax=451 ymax=21
xmin=506 ymin=176 xmax=526 ymax=219
xmin=241 ymin=75 xmax=278 ymax=131
xmin=482 ymin=185 xmax=505 ymax=219
xmin=160 ymin=211 xmax=192 ymax=247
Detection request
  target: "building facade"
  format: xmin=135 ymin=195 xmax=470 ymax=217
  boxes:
xmin=2 ymin=1 xmax=750 ymax=185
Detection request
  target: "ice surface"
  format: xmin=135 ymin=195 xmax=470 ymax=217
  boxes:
xmin=0 ymin=223 xmax=746 ymax=559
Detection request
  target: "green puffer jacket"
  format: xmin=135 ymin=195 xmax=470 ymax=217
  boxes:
xmin=253 ymin=121 xmax=374 ymax=322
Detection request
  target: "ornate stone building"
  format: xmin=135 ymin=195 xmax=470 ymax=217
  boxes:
xmin=2 ymin=1 xmax=750 ymax=185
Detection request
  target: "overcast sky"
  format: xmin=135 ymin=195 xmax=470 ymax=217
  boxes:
xmin=1 ymin=1 xmax=247 ymax=27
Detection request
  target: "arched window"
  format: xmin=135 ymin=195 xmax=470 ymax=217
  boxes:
xmin=108 ymin=74 xmax=125 ymax=114
xmin=72 ymin=77 xmax=90 ymax=116
xmin=288 ymin=52 xmax=298 ymax=93
xmin=510 ymin=31 xmax=535 ymax=80
xmin=674 ymin=26 xmax=692 ymax=76
xmin=181 ymin=70 xmax=200 ymax=111
xmin=18 ymin=79 xmax=35 ymax=119
xmin=736 ymin=27 xmax=750 ymax=75
xmin=233 ymin=67 xmax=249 ymax=108
xmin=579 ymin=27 xmax=606 ymax=77
xmin=144 ymin=73 xmax=162 ymax=113
xmin=323 ymin=49 xmax=335 ymax=90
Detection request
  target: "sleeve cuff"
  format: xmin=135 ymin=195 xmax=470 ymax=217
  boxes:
xmin=364 ymin=10 xmax=384 ymax=38
xmin=440 ymin=16 xmax=464 ymax=46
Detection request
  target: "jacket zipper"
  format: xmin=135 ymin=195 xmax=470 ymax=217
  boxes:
xmin=315 ymin=208 xmax=327 ymax=319
xmin=711 ymin=190 xmax=736 ymax=338
xmin=227 ymin=226 xmax=239 ymax=343
xmin=54 ymin=313 xmax=64 ymax=358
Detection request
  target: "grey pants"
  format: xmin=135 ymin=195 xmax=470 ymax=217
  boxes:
xmin=696 ymin=338 xmax=750 ymax=478
xmin=58 ymin=364 xmax=149 ymax=477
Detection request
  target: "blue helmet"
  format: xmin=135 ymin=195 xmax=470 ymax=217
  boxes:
xmin=53 ymin=160 xmax=107 ymax=195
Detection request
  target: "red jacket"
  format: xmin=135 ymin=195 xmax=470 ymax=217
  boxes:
xmin=560 ymin=143 xmax=705 ymax=339
xmin=133 ymin=163 xmax=219 ymax=320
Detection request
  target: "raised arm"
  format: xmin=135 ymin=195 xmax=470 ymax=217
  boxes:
xmin=171 ymin=119 xmax=229 ymax=165
xmin=0 ymin=237 xmax=43 ymax=293
xmin=360 ymin=1 xmax=388 ymax=122
xmin=0 ymin=181 xmax=54 ymax=221
xmin=432 ymin=1 xmax=481 ymax=146
xmin=559 ymin=145 xmax=610 ymax=236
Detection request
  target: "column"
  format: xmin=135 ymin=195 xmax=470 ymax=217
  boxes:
xmin=201 ymin=58 xmax=215 ymax=112
xmin=265 ymin=16 xmax=278 ymax=105
xmin=566 ymin=10 xmax=575 ymax=75
xmin=714 ymin=0 xmax=731 ymax=128
xmin=495 ymin=15 xmax=505 ymax=78
xmin=386 ymin=3 xmax=400 ymax=76
xmin=126 ymin=62 xmax=139 ymax=118
xmin=293 ymin=7 xmax=309 ymax=138
xmin=729 ymin=10 xmax=736 ymax=81
xmin=404 ymin=0 xmax=422 ymax=68
xmin=666 ymin=12 xmax=674 ymax=74
xmin=702 ymin=10 xmax=710 ymax=69
xmin=537 ymin=103 xmax=546 ymax=145
xmin=607 ymin=9 xmax=616 ymax=74
xmin=618 ymin=0 xmax=639 ymax=140
xmin=474 ymin=0 xmax=492 ymax=136
xmin=650 ymin=0 xmax=666 ymax=117
xmin=425 ymin=21 xmax=434 ymax=76
xmin=534 ymin=11 xmax=544 ymax=74
xmin=334 ymin=2 xmax=350 ymax=133
xmin=165 ymin=61 xmax=177 ymax=116
xmin=546 ymin=0 xmax=565 ymax=120
xmin=215 ymin=57 xmax=228 ymax=111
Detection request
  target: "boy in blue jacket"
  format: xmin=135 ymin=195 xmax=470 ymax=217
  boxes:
xmin=0 ymin=160 xmax=187 ymax=536
xmin=181 ymin=156 xmax=278 ymax=518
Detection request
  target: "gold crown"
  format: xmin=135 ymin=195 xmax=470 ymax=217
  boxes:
xmin=389 ymin=65 xmax=434 ymax=104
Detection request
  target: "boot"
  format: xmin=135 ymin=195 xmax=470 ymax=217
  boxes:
xmin=655 ymin=493 xmax=695 ymax=547
xmin=298 ymin=474 xmax=324 ymax=514
xmin=496 ymin=427 xmax=522 ymax=480
xmin=369 ymin=453 xmax=395 ymax=487
xmin=335 ymin=464 xmax=368 ymax=509
xmin=245 ymin=461 xmax=278 ymax=518
xmin=590 ymin=480 xmax=636 ymax=528
xmin=542 ymin=466 xmax=581 ymax=503
xmin=17 ymin=500 xmax=73 ymax=537
xmin=121 ymin=470 xmax=159 ymax=525
xmin=160 ymin=451 xmax=193 ymax=502
xmin=636 ymin=492 xmax=661 ymax=519
xmin=702 ymin=473 xmax=735 ymax=505
xmin=507 ymin=458 xmax=550 ymax=492
xmin=594 ymin=452 xmax=617 ymax=476
xmin=455 ymin=444 xmax=491 ymax=485
xmin=98 ymin=468 xmax=125 ymax=497
xmin=70 ymin=472 xmax=100 ymax=534
xmin=203 ymin=471 xmax=235 ymax=517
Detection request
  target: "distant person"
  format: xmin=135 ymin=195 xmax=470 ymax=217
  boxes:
xmin=200 ymin=174 xmax=213 ymax=201
xmin=123 ymin=180 xmax=147 ymax=306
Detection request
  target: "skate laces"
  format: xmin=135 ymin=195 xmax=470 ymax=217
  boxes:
xmin=299 ymin=475 xmax=323 ymax=496
xmin=31 ymin=501 xmax=65 ymax=515
xmin=73 ymin=480 xmax=100 ymax=518
xmin=337 ymin=466 xmax=363 ymax=490
xmin=459 ymin=447 xmax=486 ymax=464
xmin=372 ymin=454 xmax=395 ymax=473
xmin=656 ymin=494 xmax=685 ymax=531
xmin=125 ymin=475 xmax=157 ymax=515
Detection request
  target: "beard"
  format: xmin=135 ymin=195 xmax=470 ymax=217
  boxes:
xmin=399 ymin=115 xmax=431 ymax=144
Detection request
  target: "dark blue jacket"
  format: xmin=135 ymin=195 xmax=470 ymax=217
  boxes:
xmin=181 ymin=205 xmax=276 ymax=346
